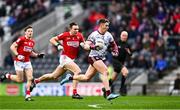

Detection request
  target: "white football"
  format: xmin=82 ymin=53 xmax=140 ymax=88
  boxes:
xmin=95 ymin=38 xmax=104 ymax=49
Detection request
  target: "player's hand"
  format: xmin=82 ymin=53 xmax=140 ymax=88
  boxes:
xmin=89 ymin=42 xmax=103 ymax=50
xmin=57 ymin=45 xmax=63 ymax=50
xmin=95 ymin=43 xmax=104 ymax=50
xmin=80 ymin=42 xmax=90 ymax=50
xmin=80 ymin=42 xmax=85 ymax=47
xmin=17 ymin=55 xmax=25 ymax=61
xmin=89 ymin=44 xmax=103 ymax=51
xmin=95 ymin=39 xmax=104 ymax=50
xmin=95 ymin=45 xmax=102 ymax=50
xmin=37 ymin=53 xmax=45 ymax=58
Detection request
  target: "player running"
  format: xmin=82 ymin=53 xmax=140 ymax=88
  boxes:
xmin=102 ymin=31 xmax=132 ymax=96
xmin=60 ymin=18 xmax=120 ymax=100
xmin=30 ymin=22 xmax=89 ymax=99
xmin=0 ymin=26 xmax=44 ymax=101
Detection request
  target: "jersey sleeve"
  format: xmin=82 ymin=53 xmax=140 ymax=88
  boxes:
xmin=56 ymin=33 xmax=65 ymax=40
xmin=15 ymin=37 xmax=24 ymax=45
xmin=109 ymin=33 xmax=114 ymax=42
xmin=87 ymin=32 xmax=95 ymax=43
xmin=79 ymin=33 xmax=85 ymax=42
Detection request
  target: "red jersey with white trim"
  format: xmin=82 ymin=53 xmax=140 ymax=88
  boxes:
xmin=14 ymin=36 xmax=35 ymax=62
xmin=57 ymin=32 xmax=84 ymax=59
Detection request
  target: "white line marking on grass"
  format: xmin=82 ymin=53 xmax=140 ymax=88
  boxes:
xmin=88 ymin=104 xmax=102 ymax=108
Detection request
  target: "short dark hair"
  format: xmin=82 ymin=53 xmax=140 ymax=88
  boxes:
xmin=69 ymin=22 xmax=78 ymax=28
xmin=98 ymin=18 xmax=110 ymax=25
xmin=24 ymin=25 xmax=32 ymax=32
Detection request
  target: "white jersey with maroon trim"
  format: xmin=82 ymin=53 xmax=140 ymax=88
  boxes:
xmin=87 ymin=31 xmax=114 ymax=59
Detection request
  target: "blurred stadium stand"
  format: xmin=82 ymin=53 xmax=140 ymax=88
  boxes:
xmin=0 ymin=0 xmax=179 ymax=95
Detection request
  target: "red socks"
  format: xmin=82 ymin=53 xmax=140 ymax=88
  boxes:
xmin=6 ymin=74 xmax=11 ymax=80
xmin=73 ymin=89 xmax=77 ymax=95
xmin=34 ymin=79 xmax=40 ymax=84
xmin=26 ymin=90 xmax=30 ymax=95
xmin=106 ymin=90 xmax=111 ymax=96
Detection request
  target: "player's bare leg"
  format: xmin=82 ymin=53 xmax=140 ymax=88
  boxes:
xmin=40 ymin=66 xmax=66 ymax=82
xmin=93 ymin=60 xmax=110 ymax=92
xmin=60 ymin=65 xmax=97 ymax=99
xmin=61 ymin=60 xmax=119 ymax=100
xmin=64 ymin=61 xmax=83 ymax=99
xmin=30 ymin=66 xmax=66 ymax=92
xmin=93 ymin=60 xmax=119 ymax=100
xmin=69 ymin=65 xmax=97 ymax=81
xmin=0 ymin=70 xmax=24 ymax=83
xmin=24 ymin=68 xmax=34 ymax=101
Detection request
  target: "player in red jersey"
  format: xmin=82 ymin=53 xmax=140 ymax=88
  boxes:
xmin=31 ymin=22 xmax=89 ymax=99
xmin=0 ymin=26 xmax=44 ymax=101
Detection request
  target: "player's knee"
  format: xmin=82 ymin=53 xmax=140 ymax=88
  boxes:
xmin=84 ymin=76 xmax=90 ymax=81
xmin=74 ymin=70 xmax=82 ymax=75
xmin=27 ymin=77 xmax=33 ymax=82
xmin=49 ymin=72 xmax=58 ymax=80
xmin=52 ymin=75 xmax=59 ymax=80
xmin=103 ymin=70 xmax=109 ymax=76
xmin=122 ymin=69 xmax=128 ymax=77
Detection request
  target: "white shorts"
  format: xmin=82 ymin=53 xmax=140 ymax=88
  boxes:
xmin=14 ymin=61 xmax=32 ymax=71
xmin=59 ymin=55 xmax=74 ymax=67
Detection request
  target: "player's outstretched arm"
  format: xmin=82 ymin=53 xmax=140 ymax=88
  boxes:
xmin=50 ymin=37 xmax=63 ymax=50
xmin=80 ymin=41 xmax=90 ymax=50
xmin=31 ymin=51 xmax=45 ymax=58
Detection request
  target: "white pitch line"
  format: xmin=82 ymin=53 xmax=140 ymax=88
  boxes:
xmin=88 ymin=104 xmax=103 ymax=108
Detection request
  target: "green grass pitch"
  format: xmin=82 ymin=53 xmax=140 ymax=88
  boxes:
xmin=0 ymin=96 xmax=180 ymax=109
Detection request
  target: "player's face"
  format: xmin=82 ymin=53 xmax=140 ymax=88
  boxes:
xmin=25 ymin=28 xmax=33 ymax=38
xmin=70 ymin=25 xmax=79 ymax=35
xmin=120 ymin=32 xmax=128 ymax=42
xmin=100 ymin=22 xmax=109 ymax=33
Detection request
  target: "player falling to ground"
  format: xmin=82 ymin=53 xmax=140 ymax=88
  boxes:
xmin=30 ymin=22 xmax=89 ymax=99
xmin=60 ymin=18 xmax=120 ymax=100
xmin=0 ymin=26 xmax=44 ymax=101
xmin=102 ymin=31 xmax=132 ymax=97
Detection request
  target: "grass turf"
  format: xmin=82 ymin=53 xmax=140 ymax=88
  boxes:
xmin=0 ymin=96 xmax=180 ymax=109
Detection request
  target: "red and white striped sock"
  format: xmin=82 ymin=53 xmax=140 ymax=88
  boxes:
xmin=6 ymin=74 xmax=11 ymax=80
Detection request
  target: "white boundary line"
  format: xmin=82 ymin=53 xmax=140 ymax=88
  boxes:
xmin=88 ymin=104 xmax=103 ymax=108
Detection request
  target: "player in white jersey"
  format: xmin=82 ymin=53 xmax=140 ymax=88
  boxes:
xmin=60 ymin=18 xmax=120 ymax=100
xmin=88 ymin=29 xmax=115 ymax=59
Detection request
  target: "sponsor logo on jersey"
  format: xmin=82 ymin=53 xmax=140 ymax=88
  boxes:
xmin=23 ymin=46 xmax=33 ymax=52
xmin=67 ymin=41 xmax=79 ymax=47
